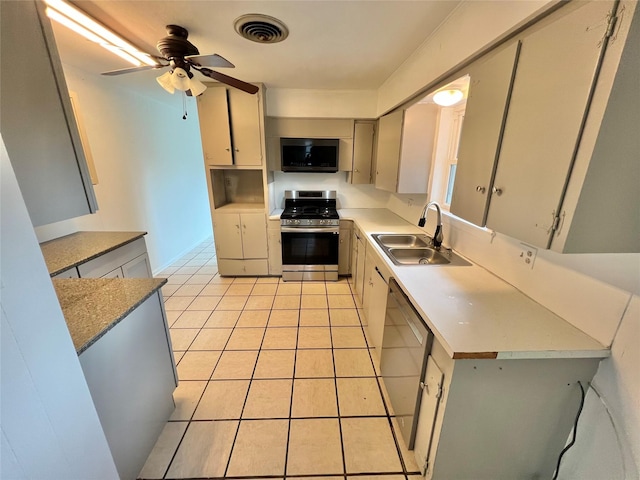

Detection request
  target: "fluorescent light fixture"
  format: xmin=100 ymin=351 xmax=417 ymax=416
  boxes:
xmin=45 ymin=0 xmax=156 ymax=67
xmin=433 ymin=89 xmax=464 ymax=107
xmin=156 ymin=68 xmax=207 ymax=96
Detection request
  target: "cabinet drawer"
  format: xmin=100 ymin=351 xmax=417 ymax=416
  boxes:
xmin=78 ymin=238 xmax=147 ymax=278
xmin=218 ymin=259 xmax=269 ymax=276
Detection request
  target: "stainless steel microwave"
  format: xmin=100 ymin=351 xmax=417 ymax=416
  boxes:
xmin=280 ymin=138 xmax=339 ymax=172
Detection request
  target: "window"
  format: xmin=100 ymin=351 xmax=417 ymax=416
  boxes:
xmin=425 ymin=76 xmax=469 ymax=210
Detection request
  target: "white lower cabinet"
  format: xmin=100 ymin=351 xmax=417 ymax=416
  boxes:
xmin=338 ymin=220 xmax=352 ymax=275
xmin=267 ymin=220 xmax=282 ymax=275
xmin=213 ymin=212 xmax=269 ymax=276
xmin=77 ymin=238 xmax=151 ymax=279
xmin=412 ymin=338 xmax=601 ymax=479
xmin=351 ymin=226 xmax=366 ymax=305
xmin=362 ymin=248 xmax=389 ymax=368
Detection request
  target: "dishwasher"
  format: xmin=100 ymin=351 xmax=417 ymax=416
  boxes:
xmin=381 ymin=278 xmax=433 ymax=449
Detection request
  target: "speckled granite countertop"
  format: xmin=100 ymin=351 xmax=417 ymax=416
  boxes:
xmin=41 ymin=231 xmax=147 ymax=276
xmin=53 ymin=277 xmax=166 ymax=354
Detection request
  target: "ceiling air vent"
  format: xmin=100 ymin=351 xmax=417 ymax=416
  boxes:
xmin=234 ymin=14 xmax=289 ymax=44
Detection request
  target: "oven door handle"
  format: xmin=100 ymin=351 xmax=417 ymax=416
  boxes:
xmin=281 ymin=227 xmax=340 ymax=234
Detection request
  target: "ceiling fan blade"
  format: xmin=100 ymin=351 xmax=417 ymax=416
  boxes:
xmin=186 ymin=54 xmax=234 ymax=68
xmin=198 ymin=68 xmax=259 ymax=95
xmin=102 ymin=64 xmax=167 ymax=76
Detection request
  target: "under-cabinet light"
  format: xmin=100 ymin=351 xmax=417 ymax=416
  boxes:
xmin=433 ymin=89 xmax=464 ymax=107
xmin=45 ymin=0 xmax=156 ymax=67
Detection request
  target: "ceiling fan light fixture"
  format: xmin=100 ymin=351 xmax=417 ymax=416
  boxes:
xmin=188 ymin=77 xmax=207 ymax=97
xmin=45 ymin=0 xmax=156 ymax=67
xmin=234 ymin=14 xmax=289 ymax=43
xmin=433 ymin=89 xmax=464 ymax=107
xmin=156 ymin=71 xmax=176 ymax=94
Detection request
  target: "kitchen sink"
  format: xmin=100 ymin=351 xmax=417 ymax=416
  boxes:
xmin=372 ymin=233 xmax=470 ymax=266
xmin=374 ymin=234 xmax=431 ymax=248
xmin=387 ymin=247 xmax=451 ymax=265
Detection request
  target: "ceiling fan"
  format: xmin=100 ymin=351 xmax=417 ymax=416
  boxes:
xmin=101 ymin=24 xmax=258 ymax=96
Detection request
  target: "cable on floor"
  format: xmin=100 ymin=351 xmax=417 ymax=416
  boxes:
xmin=552 ymin=380 xmax=585 ymax=480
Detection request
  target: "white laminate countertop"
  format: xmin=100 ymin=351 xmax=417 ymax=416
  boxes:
xmin=338 ymin=208 xmax=609 ymax=360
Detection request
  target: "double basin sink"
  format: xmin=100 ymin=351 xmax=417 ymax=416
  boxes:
xmin=372 ymin=234 xmax=470 ymax=266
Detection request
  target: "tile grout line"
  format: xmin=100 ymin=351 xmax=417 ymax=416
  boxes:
xmin=223 ymin=280 xmax=269 ymax=478
xmin=162 ymin=272 xmax=234 ymax=479
xmin=281 ymin=291 xmax=301 ymax=479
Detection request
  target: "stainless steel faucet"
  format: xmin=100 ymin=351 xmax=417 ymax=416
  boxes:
xmin=418 ymin=201 xmax=443 ymax=249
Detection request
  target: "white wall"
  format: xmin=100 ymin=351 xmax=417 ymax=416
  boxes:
xmin=34 ymin=65 xmax=213 ymax=273
xmin=1 ymin=137 xmax=118 ymax=479
xmin=266 ymin=89 xmax=377 ymax=118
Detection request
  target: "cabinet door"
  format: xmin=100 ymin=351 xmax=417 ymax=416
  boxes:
xmin=374 ymin=110 xmax=403 ymax=192
xmin=338 ymin=226 xmax=352 ymax=275
xmin=229 ymin=89 xmax=263 ymax=166
xmin=267 ymin=228 xmax=282 ymax=275
xmin=52 ymin=268 xmax=79 ymax=279
xmin=240 ymin=213 xmax=268 ymax=258
xmin=397 ymin=103 xmax=437 ymax=194
xmin=351 ymin=122 xmax=374 ymax=184
xmin=1 ymin=0 xmax=98 ymax=226
xmin=354 ymin=235 xmax=366 ymax=306
xmin=198 ymin=87 xmax=233 ymax=166
xmin=413 ymin=355 xmax=444 ymax=478
xmin=101 ymin=267 xmax=124 ymax=279
xmin=450 ymin=41 xmax=521 ymax=226
xmin=213 ymin=214 xmax=243 ymax=258
xmin=364 ymin=257 xmax=388 ymax=364
xmin=486 ymin=1 xmax=616 ymax=247
xmin=121 ymin=253 xmax=152 ymax=278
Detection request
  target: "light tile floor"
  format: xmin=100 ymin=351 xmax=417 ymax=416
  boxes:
xmin=138 ymin=239 xmax=421 ymax=480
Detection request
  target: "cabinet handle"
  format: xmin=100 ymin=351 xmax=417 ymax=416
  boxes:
xmin=236 ymin=224 xmax=240 ymax=229
xmin=354 ymin=169 xmax=360 ymax=173
xmin=475 ymin=186 xmax=486 ymax=193
xmin=225 ymin=148 xmax=230 ymax=152
xmin=492 ymin=187 xmax=503 ymax=196
xmin=235 ymin=148 xmax=240 ymax=152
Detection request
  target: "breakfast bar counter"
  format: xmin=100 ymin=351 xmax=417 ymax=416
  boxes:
xmin=53 ymin=277 xmax=166 ymax=354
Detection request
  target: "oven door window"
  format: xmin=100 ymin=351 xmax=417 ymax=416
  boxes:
xmin=281 ymin=231 xmax=339 ymax=265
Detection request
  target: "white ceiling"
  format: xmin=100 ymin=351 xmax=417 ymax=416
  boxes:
xmin=51 ymin=1 xmax=461 ymax=94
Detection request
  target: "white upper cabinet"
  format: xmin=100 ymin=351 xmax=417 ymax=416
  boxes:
xmin=449 ymin=42 xmax=520 ymax=226
xmin=375 ymin=104 xmax=437 ymax=194
xmin=350 ymin=121 xmax=375 ymax=184
xmin=485 ymin=0 xmax=618 ymax=248
xmin=1 ymin=0 xmax=98 ymax=226
xmin=198 ymin=85 xmax=263 ymax=166
xmin=551 ymin=0 xmax=639 ymax=253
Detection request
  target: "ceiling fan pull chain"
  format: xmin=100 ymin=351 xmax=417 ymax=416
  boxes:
xmin=182 ymin=91 xmax=188 ymax=120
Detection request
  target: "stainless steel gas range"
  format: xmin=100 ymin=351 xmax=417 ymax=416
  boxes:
xmin=280 ymin=190 xmax=339 ymax=281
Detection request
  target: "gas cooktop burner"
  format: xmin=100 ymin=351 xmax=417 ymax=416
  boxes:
xmin=280 ymin=190 xmax=339 ymax=226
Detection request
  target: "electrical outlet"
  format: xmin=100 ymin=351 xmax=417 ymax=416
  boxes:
xmin=225 ymin=177 xmax=232 ymax=187
xmin=519 ymin=243 xmax=537 ymax=269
